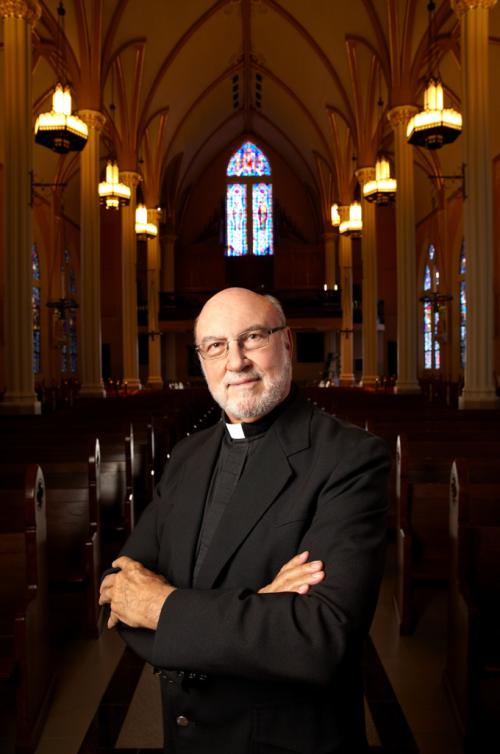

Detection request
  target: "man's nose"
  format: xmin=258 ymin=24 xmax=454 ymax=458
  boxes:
xmin=225 ymin=340 xmax=249 ymax=370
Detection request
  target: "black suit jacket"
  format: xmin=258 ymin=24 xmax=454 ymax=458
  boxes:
xmin=118 ymin=391 xmax=390 ymax=753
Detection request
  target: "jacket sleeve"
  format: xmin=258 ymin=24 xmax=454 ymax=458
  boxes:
xmin=150 ymin=432 xmax=390 ymax=686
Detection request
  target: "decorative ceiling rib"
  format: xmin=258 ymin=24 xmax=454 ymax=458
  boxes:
xmin=23 ymin=0 xmax=500 ymax=230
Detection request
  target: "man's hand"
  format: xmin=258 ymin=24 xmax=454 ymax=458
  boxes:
xmin=258 ymin=551 xmax=325 ymax=594
xmin=99 ymin=556 xmax=175 ymax=630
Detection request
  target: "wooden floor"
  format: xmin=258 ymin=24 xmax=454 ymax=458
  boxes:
xmin=1 ymin=544 xmax=464 ymax=754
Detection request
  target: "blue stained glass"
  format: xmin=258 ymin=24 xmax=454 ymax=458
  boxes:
xmin=61 ymin=324 xmax=68 ymax=374
xmin=428 ymin=243 xmax=435 ymax=261
xmin=33 ymin=331 xmax=41 ymax=373
xmin=32 ymin=286 xmax=41 ymax=373
xmin=424 ymin=301 xmax=432 ymax=369
xmin=226 ymin=184 xmax=248 ymax=256
xmin=434 ymin=310 xmax=440 ymax=369
xmin=227 ymin=142 xmax=271 ymax=177
xmin=32 ymin=286 xmax=40 ymax=328
xmin=460 ymin=280 xmax=466 ymax=369
xmin=32 ymin=244 xmax=40 ymax=280
xmin=61 ymin=311 xmax=78 ymax=373
xmin=252 ymin=183 xmax=273 ymax=256
xmin=459 ymin=249 xmax=466 ymax=275
xmin=424 ymin=265 xmax=431 ymax=291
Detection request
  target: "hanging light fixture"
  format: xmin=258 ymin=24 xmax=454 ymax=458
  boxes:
xmin=330 ymin=203 xmax=340 ymax=227
xmin=135 ymin=204 xmax=158 ymax=239
xmin=98 ymin=160 xmax=131 ymax=209
xmin=339 ymin=201 xmax=362 ymax=237
xmin=363 ymin=154 xmax=397 ymax=204
xmin=407 ymin=1 xmax=462 ymax=150
xmin=97 ymin=72 xmax=130 ymax=209
xmin=34 ymin=2 xmax=88 ymax=154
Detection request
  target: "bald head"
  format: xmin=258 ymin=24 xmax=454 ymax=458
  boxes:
xmin=195 ymin=288 xmax=285 ymax=342
xmin=194 ymin=287 xmax=293 ymax=423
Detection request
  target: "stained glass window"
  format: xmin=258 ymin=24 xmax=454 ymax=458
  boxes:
xmin=227 ymin=141 xmax=271 ymax=177
xmin=226 ymin=142 xmax=273 ymax=256
xmin=32 ymin=285 xmax=41 ymax=373
xmin=60 ymin=310 xmax=78 ymax=374
xmin=252 ymin=183 xmax=273 ymax=255
xmin=226 ymin=184 xmax=248 ymax=256
xmin=32 ymin=244 xmax=41 ymax=373
xmin=32 ymin=244 xmax=40 ymax=280
xmin=60 ymin=249 xmax=78 ymax=373
xmin=459 ymin=241 xmax=466 ymax=369
xmin=422 ymin=244 xmax=440 ymax=371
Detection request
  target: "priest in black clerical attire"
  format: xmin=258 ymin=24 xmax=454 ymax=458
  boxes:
xmin=100 ymin=287 xmax=390 ymax=754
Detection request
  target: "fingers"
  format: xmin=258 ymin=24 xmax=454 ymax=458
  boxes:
xmin=258 ymin=553 xmax=325 ymax=594
xmin=112 ymin=555 xmax=138 ymax=570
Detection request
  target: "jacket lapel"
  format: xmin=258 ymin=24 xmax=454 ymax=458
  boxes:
xmin=194 ymin=396 xmax=312 ymax=589
xmin=166 ymin=422 xmax=224 ymax=587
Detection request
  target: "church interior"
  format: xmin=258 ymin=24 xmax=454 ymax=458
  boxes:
xmin=1 ymin=0 xmax=500 ymax=752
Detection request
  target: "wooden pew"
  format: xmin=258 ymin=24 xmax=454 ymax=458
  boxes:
xmin=394 ymin=434 xmax=500 ymax=634
xmin=0 ymin=438 xmax=102 ymax=639
xmin=0 ymin=464 xmax=54 ymax=752
xmin=45 ymin=439 xmax=102 ymax=638
xmin=0 ymin=424 xmax=134 ymax=555
xmin=444 ymin=459 xmax=500 ymax=751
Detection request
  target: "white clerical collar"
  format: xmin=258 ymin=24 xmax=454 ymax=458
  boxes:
xmin=225 ymin=423 xmax=246 ymax=439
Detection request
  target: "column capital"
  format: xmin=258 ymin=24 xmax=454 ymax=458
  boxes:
xmin=0 ymin=0 xmax=40 ymax=22
xmin=355 ymin=166 xmax=376 ymax=188
xmin=451 ymin=0 xmax=497 ymax=16
xmin=120 ymin=171 xmax=142 ymax=189
xmin=387 ymin=105 xmax=418 ymax=129
xmin=78 ymin=109 xmax=106 ymax=132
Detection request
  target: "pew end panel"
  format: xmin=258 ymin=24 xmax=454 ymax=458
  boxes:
xmin=0 ymin=465 xmax=54 ymax=752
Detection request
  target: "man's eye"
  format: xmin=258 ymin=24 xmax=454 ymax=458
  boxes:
xmin=206 ymin=340 xmax=225 ymax=353
xmin=245 ymin=331 xmax=265 ymax=343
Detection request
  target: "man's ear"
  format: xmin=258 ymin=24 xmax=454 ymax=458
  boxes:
xmin=284 ymin=327 xmax=294 ymax=356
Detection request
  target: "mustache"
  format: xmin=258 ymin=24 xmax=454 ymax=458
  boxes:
xmin=224 ymin=370 xmax=262 ymax=386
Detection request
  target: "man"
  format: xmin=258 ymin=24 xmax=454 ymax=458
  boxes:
xmin=100 ymin=287 xmax=390 ymax=753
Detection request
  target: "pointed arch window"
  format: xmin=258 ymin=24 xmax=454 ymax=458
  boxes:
xmin=422 ymin=243 xmax=440 ymax=371
xmin=226 ymin=141 xmax=273 ymax=256
xmin=61 ymin=248 xmax=78 ymax=374
xmin=32 ymin=244 xmax=41 ymax=374
xmin=459 ymin=241 xmax=466 ymax=370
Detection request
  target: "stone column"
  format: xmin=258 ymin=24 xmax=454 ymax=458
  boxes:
xmin=323 ymin=231 xmax=336 ymax=288
xmin=78 ymin=110 xmax=106 ymax=398
xmin=0 ymin=0 xmax=41 ymax=414
xmin=161 ymin=233 xmax=176 ymax=292
xmin=388 ymin=105 xmax=421 ymax=394
xmin=147 ymin=234 xmax=163 ymax=389
xmin=120 ymin=171 xmax=141 ymax=390
xmin=338 ymin=207 xmax=354 ymax=385
xmin=323 ymin=230 xmax=337 ymax=382
xmin=356 ymin=167 xmax=379 ymax=388
xmin=452 ymin=0 xmax=498 ymax=408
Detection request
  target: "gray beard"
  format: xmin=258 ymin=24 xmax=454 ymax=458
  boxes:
xmin=205 ymin=359 xmax=292 ymax=421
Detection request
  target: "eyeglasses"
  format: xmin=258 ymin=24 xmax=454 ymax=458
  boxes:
xmin=195 ymin=325 xmax=287 ymax=361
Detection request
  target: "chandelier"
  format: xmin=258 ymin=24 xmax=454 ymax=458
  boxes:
xmin=339 ymin=202 xmax=362 ymax=237
xmin=407 ymin=77 xmax=462 ymax=149
xmin=135 ymin=204 xmax=158 ymax=239
xmin=363 ymin=154 xmax=397 ymax=204
xmin=98 ymin=160 xmax=131 ymax=210
xmin=34 ymin=3 xmax=88 ymax=153
xmin=407 ymin=2 xmax=461 ymax=150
